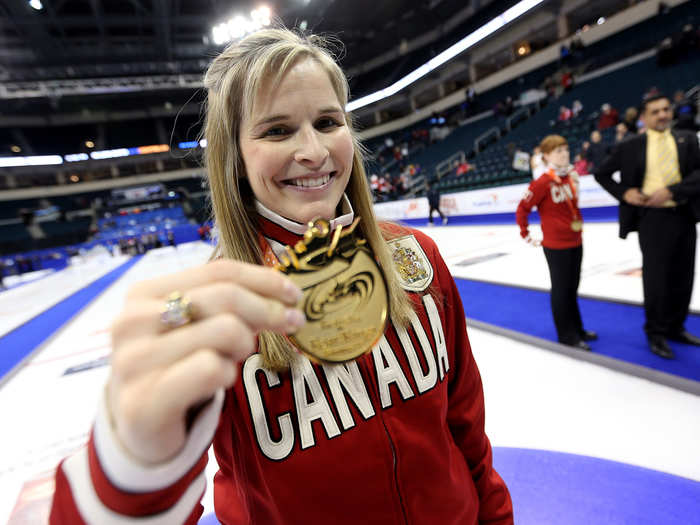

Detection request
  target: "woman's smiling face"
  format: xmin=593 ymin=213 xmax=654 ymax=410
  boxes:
xmin=239 ymin=58 xmax=354 ymax=224
xmin=545 ymin=144 xmax=570 ymax=168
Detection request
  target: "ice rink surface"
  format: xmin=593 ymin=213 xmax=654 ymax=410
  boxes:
xmin=1 ymin=224 xmax=699 ymax=523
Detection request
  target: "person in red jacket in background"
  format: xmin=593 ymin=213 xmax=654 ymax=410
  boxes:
xmin=516 ymin=135 xmax=597 ymax=351
xmin=50 ymin=28 xmax=513 ymax=525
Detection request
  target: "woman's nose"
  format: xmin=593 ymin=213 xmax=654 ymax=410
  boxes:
xmin=294 ymin=128 xmax=329 ymax=167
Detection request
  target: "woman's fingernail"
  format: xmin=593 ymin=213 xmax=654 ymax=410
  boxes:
xmin=286 ymin=308 xmax=306 ymax=330
xmin=284 ymin=280 xmax=303 ymax=303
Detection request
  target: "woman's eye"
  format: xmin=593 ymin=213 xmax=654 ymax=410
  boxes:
xmin=316 ymin=117 xmax=340 ymax=130
xmin=264 ymin=127 xmax=289 ymax=137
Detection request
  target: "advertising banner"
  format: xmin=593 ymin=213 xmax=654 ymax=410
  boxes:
xmin=374 ymin=176 xmax=617 ymax=221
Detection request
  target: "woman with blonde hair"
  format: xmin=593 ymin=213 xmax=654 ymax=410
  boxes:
xmin=50 ymin=28 xmax=512 ymax=524
xmin=516 ymin=134 xmax=597 ymax=350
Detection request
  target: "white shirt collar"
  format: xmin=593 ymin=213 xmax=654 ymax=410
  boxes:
xmin=254 ymin=194 xmax=355 ymax=235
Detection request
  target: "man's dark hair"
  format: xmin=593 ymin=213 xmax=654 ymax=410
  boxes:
xmin=641 ymin=93 xmax=671 ymax=113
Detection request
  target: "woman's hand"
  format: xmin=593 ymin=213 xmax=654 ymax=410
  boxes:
xmin=524 ymin=234 xmax=542 ymax=247
xmin=107 ymin=260 xmax=305 ymax=465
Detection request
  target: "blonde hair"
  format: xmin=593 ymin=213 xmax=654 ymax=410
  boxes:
xmin=202 ymin=28 xmax=413 ymax=371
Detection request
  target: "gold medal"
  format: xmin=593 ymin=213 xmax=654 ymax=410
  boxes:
xmin=275 ymin=218 xmax=388 ymax=364
xmin=570 ymin=220 xmax=583 ymax=232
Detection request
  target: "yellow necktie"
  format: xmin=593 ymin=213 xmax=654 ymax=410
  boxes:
xmin=656 ymin=132 xmax=681 ymax=186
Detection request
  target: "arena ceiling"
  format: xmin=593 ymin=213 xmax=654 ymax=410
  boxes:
xmin=0 ymin=0 xmax=501 ymax=83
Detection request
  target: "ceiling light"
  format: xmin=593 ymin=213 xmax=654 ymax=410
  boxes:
xmin=346 ymin=0 xmax=544 ymax=112
xmin=251 ymin=6 xmax=271 ymax=26
xmin=65 ymin=153 xmax=89 ymax=162
xmin=85 ymin=140 xmax=95 ymax=148
xmin=0 ymin=155 xmax=63 ymax=167
xmin=11 ymin=145 xmax=21 ymax=153
xmin=211 ymin=7 xmax=273 ymax=46
xmin=28 ymin=0 xmax=43 ymax=10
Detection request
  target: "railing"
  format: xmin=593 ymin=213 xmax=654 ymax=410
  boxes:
xmin=474 ymin=127 xmax=500 ymax=153
xmin=435 ymin=151 xmax=466 ymax=179
xmin=685 ymin=84 xmax=699 ymax=102
xmin=405 ymin=174 xmax=426 ymax=199
xmin=505 ymin=105 xmax=533 ymax=131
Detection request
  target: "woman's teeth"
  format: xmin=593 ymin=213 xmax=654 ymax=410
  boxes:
xmin=288 ymin=174 xmax=330 ymax=188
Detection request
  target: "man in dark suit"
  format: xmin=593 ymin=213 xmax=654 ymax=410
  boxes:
xmin=594 ymin=93 xmax=700 ymax=359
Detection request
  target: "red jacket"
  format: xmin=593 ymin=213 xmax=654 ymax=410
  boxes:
xmin=50 ymin=215 xmax=513 ymax=525
xmin=516 ymin=170 xmax=583 ymax=249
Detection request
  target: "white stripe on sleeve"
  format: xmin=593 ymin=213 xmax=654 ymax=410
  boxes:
xmin=93 ymin=387 xmax=224 ymax=492
xmin=61 ymin=448 xmax=206 ymax=525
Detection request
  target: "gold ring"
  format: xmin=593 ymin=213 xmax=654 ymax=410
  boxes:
xmin=160 ymin=291 xmax=193 ymax=328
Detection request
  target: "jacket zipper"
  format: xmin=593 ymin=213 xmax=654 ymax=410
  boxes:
xmin=380 ymin=417 xmax=410 ymax=525
xmin=360 ymin=355 xmax=409 ymax=525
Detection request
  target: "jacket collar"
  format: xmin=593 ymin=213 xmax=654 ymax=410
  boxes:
xmin=255 ymin=195 xmax=355 ymax=255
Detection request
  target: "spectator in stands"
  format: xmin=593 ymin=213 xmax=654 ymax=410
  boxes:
xmin=570 ymin=37 xmax=584 ymax=56
xmin=543 ymin=75 xmax=557 ymax=98
xmin=558 ymin=106 xmax=573 ymax=123
xmin=516 ymin=134 xmax=596 ymax=351
xmin=397 ymin=171 xmax=410 ymax=195
xmin=597 ymin=103 xmax=619 ymax=130
xmin=456 ymin=160 xmax=473 ymax=176
xmin=573 ymin=154 xmax=590 ymax=176
xmin=560 ymin=70 xmax=574 ymax=92
xmin=622 ymin=107 xmax=639 ymax=134
xmin=167 ymin=230 xmax=175 ymax=247
xmin=673 ymin=90 xmax=698 ymax=132
xmin=462 ymin=87 xmax=479 ymax=118
xmin=197 ymin=224 xmax=210 ymax=241
xmin=425 ymin=180 xmax=448 ymax=225
xmin=530 ymin=145 xmax=547 ymax=179
xmin=559 ymin=44 xmax=571 ymax=65
xmin=504 ymin=96 xmax=514 ymax=116
xmin=369 ymin=173 xmax=380 ymax=199
xmin=615 ymin=123 xmax=629 ymax=143
xmin=678 ymin=23 xmax=699 ymax=57
xmin=50 ymin=28 xmax=513 ymax=525
xmin=377 ymin=174 xmax=392 ymax=201
xmin=656 ymin=37 xmax=676 ymax=66
xmin=594 ymin=93 xmax=700 ymax=359
xmin=572 ymin=100 xmax=583 ymax=118
xmin=584 ymin=130 xmax=609 ymax=171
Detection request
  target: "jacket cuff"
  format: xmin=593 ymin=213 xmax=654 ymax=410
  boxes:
xmin=92 ymin=387 xmax=224 ymax=493
xmin=59 ymin=449 xmax=206 ymax=523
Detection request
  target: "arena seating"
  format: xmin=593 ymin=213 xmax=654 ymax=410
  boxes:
xmin=1 ymin=2 xmax=698 ymax=262
xmin=378 ymin=50 xmax=699 ymax=198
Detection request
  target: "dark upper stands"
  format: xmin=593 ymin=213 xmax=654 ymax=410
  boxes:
xmin=1 ymin=2 xmax=699 ymax=260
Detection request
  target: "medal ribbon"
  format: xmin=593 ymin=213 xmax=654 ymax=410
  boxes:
xmin=545 ymin=169 xmax=582 ymax=224
xmin=258 ymin=232 xmax=280 ymax=268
